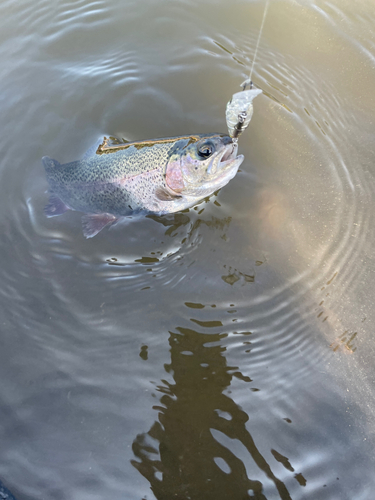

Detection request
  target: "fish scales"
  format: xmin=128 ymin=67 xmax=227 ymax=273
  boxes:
xmin=45 ymin=142 xmax=173 ymax=215
xmin=43 ymin=134 xmax=244 ymax=238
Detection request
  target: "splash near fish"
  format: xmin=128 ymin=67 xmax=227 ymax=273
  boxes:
xmin=43 ymin=134 xmax=243 ymax=238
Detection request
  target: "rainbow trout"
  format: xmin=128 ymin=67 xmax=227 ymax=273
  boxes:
xmin=43 ymin=134 xmax=243 ymax=238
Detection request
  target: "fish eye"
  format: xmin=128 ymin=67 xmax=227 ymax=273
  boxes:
xmin=198 ymin=142 xmax=214 ymax=158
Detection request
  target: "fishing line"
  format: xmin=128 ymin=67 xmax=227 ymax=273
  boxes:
xmin=248 ymin=0 xmax=269 ymax=85
xmin=225 ymin=1 xmax=269 ymax=139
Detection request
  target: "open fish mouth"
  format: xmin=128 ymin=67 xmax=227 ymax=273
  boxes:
xmin=206 ymin=142 xmax=244 ymax=179
xmin=221 ymin=141 xmax=238 ymax=163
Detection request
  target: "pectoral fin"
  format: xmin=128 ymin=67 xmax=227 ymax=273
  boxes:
xmin=155 ymin=187 xmax=181 ymax=201
xmin=81 ymin=213 xmax=117 ymax=238
xmin=44 ymin=194 xmax=70 ymax=217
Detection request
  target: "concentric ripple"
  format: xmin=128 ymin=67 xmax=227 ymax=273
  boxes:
xmin=0 ymin=0 xmax=374 ymax=499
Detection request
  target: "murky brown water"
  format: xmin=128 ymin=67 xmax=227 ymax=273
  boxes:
xmin=0 ymin=0 xmax=374 ymax=499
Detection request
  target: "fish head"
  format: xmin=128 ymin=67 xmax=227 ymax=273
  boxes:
xmin=165 ymin=134 xmax=244 ymax=199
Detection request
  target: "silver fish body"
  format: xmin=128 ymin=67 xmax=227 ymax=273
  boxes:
xmin=43 ymin=134 xmax=243 ymax=238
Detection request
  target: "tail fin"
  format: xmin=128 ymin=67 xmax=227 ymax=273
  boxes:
xmin=42 ymin=156 xmax=60 ymax=171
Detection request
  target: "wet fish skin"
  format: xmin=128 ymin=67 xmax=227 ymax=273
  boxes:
xmin=43 ymin=134 xmax=243 ymax=238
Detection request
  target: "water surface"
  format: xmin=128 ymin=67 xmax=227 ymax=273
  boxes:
xmin=0 ymin=0 xmax=374 ymax=499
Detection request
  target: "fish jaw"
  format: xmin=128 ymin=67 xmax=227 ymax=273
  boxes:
xmin=206 ymin=141 xmax=239 ymax=176
xmin=156 ymin=152 xmax=243 ymax=214
xmin=156 ymin=142 xmax=244 ymax=213
xmin=184 ymin=142 xmax=244 ymax=198
xmin=207 ymin=152 xmax=244 ymax=191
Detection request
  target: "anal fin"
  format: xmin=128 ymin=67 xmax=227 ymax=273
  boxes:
xmin=44 ymin=194 xmax=70 ymax=217
xmin=81 ymin=213 xmax=117 ymax=238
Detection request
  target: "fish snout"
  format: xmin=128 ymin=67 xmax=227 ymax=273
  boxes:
xmin=206 ymin=143 xmax=238 ymax=176
xmin=221 ymin=142 xmax=238 ymax=163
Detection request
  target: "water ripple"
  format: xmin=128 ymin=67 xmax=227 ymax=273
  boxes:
xmin=0 ymin=1 xmax=374 ymax=498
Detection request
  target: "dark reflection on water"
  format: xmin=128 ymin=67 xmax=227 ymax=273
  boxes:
xmin=148 ymin=207 xmax=232 ymax=246
xmin=132 ymin=324 xmax=305 ymax=500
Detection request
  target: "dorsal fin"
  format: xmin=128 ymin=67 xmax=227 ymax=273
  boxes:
xmin=79 ymin=136 xmax=128 ymax=159
xmin=95 ymin=136 xmax=130 ymax=155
